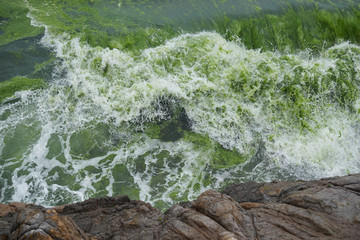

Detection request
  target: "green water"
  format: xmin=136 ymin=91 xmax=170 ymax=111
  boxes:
xmin=1 ymin=0 xmax=360 ymax=210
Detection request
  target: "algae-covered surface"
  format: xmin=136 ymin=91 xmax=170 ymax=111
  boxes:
xmin=0 ymin=0 xmax=43 ymax=46
xmin=0 ymin=76 xmax=46 ymax=102
xmin=1 ymin=0 xmax=360 ymax=210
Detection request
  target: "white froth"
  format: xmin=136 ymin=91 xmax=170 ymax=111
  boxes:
xmin=1 ymin=21 xmax=360 ymax=208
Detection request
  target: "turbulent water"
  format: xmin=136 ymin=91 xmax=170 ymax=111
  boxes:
xmin=1 ymin=0 xmax=360 ymax=210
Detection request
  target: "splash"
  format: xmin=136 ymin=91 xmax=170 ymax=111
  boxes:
xmin=1 ymin=0 xmax=360 ymax=210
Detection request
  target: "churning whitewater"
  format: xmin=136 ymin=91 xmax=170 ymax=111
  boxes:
xmin=1 ymin=0 xmax=360 ymax=210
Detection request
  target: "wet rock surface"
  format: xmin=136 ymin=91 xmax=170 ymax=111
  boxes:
xmin=1 ymin=174 xmax=359 ymax=239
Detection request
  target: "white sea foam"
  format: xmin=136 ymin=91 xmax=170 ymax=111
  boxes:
xmin=1 ymin=19 xmax=360 ymax=208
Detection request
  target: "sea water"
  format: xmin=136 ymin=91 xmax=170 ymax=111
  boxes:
xmin=1 ymin=0 xmax=360 ymax=210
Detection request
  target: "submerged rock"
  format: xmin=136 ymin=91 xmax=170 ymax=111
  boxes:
xmin=1 ymin=174 xmax=359 ymax=239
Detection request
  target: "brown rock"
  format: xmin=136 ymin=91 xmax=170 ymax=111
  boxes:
xmin=282 ymin=185 xmax=360 ymax=222
xmin=239 ymin=202 xmax=263 ymax=210
xmin=1 ymin=174 xmax=360 ymax=239
xmin=164 ymin=204 xmax=237 ymax=240
xmin=222 ymin=181 xmax=266 ymax=203
xmin=9 ymin=207 xmax=92 ymax=240
xmin=61 ymin=196 xmax=163 ymax=240
xmin=0 ymin=202 xmax=28 ymax=218
xmin=223 ymin=174 xmax=360 ymax=240
xmin=249 ymin=203 xmax=358 ymax=239
xmin=191 ymin=190 xmax=256 ymax=239
xmin=0 ymin=202 xmax=33 ymax=240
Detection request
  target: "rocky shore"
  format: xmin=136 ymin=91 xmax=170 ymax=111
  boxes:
xmin=1 ymin=174 xmax=360 ymax=240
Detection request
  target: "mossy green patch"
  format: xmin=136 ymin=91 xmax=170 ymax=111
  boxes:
xmin=183 ymin=131 xmax=213 ymax=149
xmin=84 ymin=165 xmax=102 ymax=174
xmin=144 ymin=123 xmax=162 ymax=139
xmin=149 ymin=159 xmax=169 ymax=194
xmin=99 ymin=154 xmax=116 ymax=165
xmin=1 ymin=122 xmax=41 ymax=160
xmin=113 ymin=164 xmax=132 ymax=182
xmin=113 ymin=182 xmax=140 ymax=200
xmin=159 ymin=121 xmax=184 ymax=142
xmin=225 ymin=42 xmax=360 ymax=132
xmin=33 ymin=57 xmax=56 ymax=74
xmin=92 ymin=176 xmax=109 ymax=192
xmin=47 ymin=166 xmax=82 ymax=190
xmin=223 ymin=6 xmax=360 ymax=52
xmin=143 ymin=100 xmax=251 ymax=170
xmin=17 ymin=168 xmax=31 ymax=177
xmin=1 ymin=187 xmax=15 ymax=202
xmin=144 ymin=102 xmax=191 ymax=142
xmin=154 ymin=150 xmax=169 ymax=166
xmin=0 ymin=109 xmax=11 ymax=121
xmin=132 ymin=152 xmax=148 ymax=173
xmin=0 ymin=34 xmax=54 ymax=82
xmin=69 ymin=123 xmax=112 ymax=158
xmin=45 ymin=134 xmax=64 ymax=161
xmin=0 ymin=0 xmax=44 ymax=46
xmin=210 ymin=143 xmax=246 ymax=170
xmin=26 ymin=0 xmax=360 ymax=54
xmin=0 ymin=76 xmax=46 ymax=102
xmin=26 ymin=0 xmax=176 ymax=54
xmin=168 ymin=187 xmax=189 ymax=203
xmin=112 ymin=163 xmax=140 ymax=200
xmin=149 ymin=171 xmax=167 ymax=188
xmin=2 ymin=162 xmax=23 ymax=181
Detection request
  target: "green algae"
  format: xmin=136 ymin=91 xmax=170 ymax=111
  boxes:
xmin=84 ymin=165 xmax=103 ymax=174
xmin=183 ymin=132 xmax=248 ymax=170
xmin=69 ymin=123 xmax=112 ymax=159
xmin=159 ymin=121 xmax=184 ymax=142
xmin=26 ymin=0 xmax=360 ymax=54
xmin=113 ymin=182 xmax=140 ymax=200
xmin=223 ymin=6 xmax=360 ymax=53
xmin=210 ymin=143 xmax=247 ymax=170
xmin=33 ymin=58 xmax=56 ymax=74
xmin=0 ymin=34 xmax=54 ymax=82
xmin=47 ymin=166 xmax=79 ymax=187
xmin=99 ymin=154 xmax=117 ymax=165
xmin=143 ymin=102 xmax=191 ymax=142
xmin=112 ymin=164 xmax=140 ymax=200
xmin=168 ymin=189 xmax=188 ymax=202
xmin=45 ymin=134 xmax=64 ymax=162
xmin=0 ymin=76 xmax=46 ymax=102
xmin=143 ymin=104 xmax=248 ymax=170
xmin=91 ymin=176 xmax=110 ymax=197
xmin=0 ymin=0 xmax=44 ymax=46
xmin=144 ymin=124 xmax=162 ymax=139
xmin=1 ymin=122 xmax=41 ymax=161
xmin=44 ymin=168 xmax=83 ymax=204
xmin=0 ymin=109 xmax=11 ymax=121
xmin=223 ymin=43 xmax=360 ymax=132
xmin=2 ymin=0 xmax=360 ymax=211
xmin=113 ymin=164 xmax=132 ymax=182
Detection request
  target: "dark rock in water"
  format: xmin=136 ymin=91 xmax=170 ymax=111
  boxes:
xmin=1 ymin=174 xmax=360 ymax=239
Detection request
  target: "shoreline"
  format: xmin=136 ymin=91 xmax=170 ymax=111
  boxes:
xmin=1 ymin=173 xmax=359 ymax=239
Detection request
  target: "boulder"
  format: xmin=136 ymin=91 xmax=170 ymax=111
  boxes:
xmin=1 ymin=174 xmax=359 ymax=239
xmin=8 ymin=206 xmax=92 ymax=240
